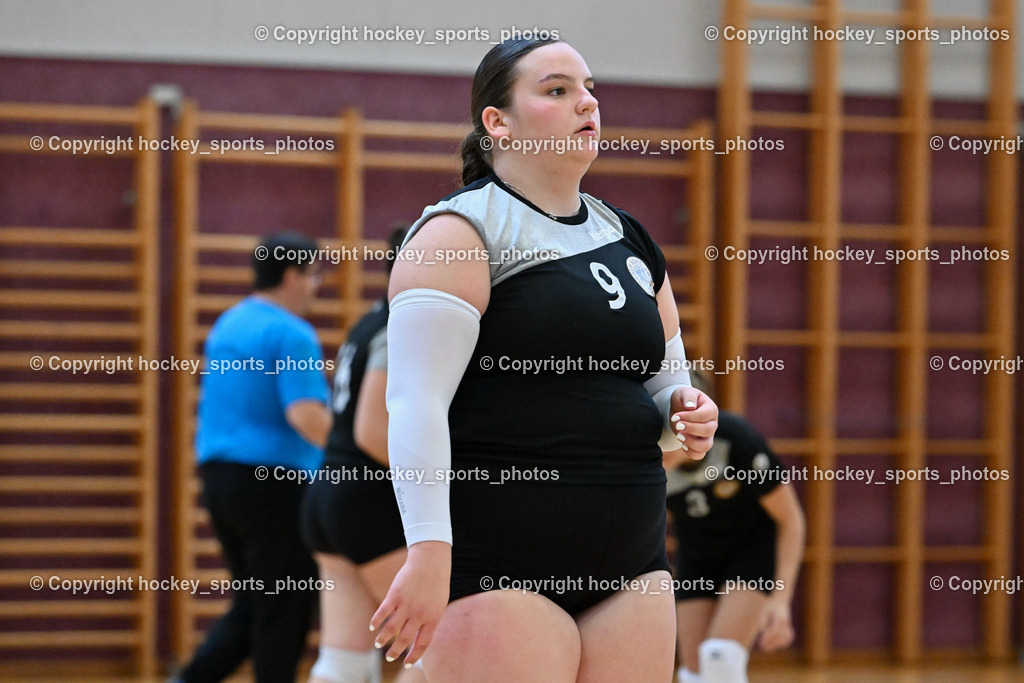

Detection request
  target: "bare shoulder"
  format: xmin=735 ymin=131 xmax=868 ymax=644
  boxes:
xmin=388 ymin=213 xmax=491 ymax=314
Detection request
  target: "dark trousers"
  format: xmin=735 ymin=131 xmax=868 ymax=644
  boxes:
xmin=180 ymin=462 xmax=318 ymax=683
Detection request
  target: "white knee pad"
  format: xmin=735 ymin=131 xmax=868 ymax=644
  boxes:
xmin=677 ymin=666 xmax=702 ymax=683
xmin=310 ymin=647 xmax=381 ymax=683
xmin=698 ymin=639 xmax=748 ymax=683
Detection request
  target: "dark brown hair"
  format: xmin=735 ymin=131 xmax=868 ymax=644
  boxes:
xmin=459 ymin=37 xmax=561 ymax=186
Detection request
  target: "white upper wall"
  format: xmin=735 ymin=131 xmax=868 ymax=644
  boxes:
xmin=0 ymin=0 xmax=1021 ymax=100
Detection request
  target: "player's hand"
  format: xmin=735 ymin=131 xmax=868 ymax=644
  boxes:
xmin=757 ymin=598 xmax=795 ymax=652
xmin=370 ymin=540 xmax=451 ymax=668
xmin=662 ymin=449 xmax=692 ymax=470
xmin=669 ymin=386 xmax=717 ymax=459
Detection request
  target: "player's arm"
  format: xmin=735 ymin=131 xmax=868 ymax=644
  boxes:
xmin=370 ymin=213 xmax=490 ymax=668
xmin=756 ymin=482 xmax=806 ymax=651
xmin=285 ymin=399 xmax=332 ymax=448
xmin=353 ymin=368 xmax=389 ymax=466
xmin=648 ymin=273 xmax=717 ymax=459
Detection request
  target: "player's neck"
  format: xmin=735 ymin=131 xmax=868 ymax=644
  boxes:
xmin=493 ymin=160 xmax=583 ymax=218
xmin=254 ymin=290 xmax=305 ymax=317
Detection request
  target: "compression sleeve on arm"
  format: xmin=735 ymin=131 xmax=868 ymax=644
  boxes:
xmin=643 ymin=330 xmax=692 ymax=451
xmin=386 ymin=288 xmax=481 ymax=546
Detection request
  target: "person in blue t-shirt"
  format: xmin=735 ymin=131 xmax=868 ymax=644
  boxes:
xmin=175 ymin=232 xmax=332 ymax=683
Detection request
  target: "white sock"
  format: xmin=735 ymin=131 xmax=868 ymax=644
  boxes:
xmin=698 ymin=638 xmax=748 ymax=683
xmin=678 ymin=666 xmax=702 ymax=683
xmin=310 ymin=647 xmax=380 ymax=683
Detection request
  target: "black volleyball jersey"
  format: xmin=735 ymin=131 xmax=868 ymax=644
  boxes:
xmin=666 ymin=411 xmax=785 ymax=557
xmin=404 ymin=173 xmax=669 ymax=485
xmin=324 ymin=299 xmax=389 ymax=465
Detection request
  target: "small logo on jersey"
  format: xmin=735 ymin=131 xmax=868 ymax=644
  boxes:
xmin=714 ymin=479 xmax=741 ymax=499
xmin=626 ymin=257 xmax=655 ymax=296
xmin=753 ymin=453 xmax=770 ymax=470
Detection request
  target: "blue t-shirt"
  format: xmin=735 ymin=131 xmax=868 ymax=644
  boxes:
xmin=196 ymin=296 xmax=330 ymax=471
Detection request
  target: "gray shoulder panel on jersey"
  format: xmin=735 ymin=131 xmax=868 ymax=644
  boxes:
xmin=666 ymin=438 xmax=732 ymax=496
xmin=404 ymin=183 xmax=626 ymax=286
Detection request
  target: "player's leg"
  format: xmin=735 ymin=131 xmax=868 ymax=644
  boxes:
xmin=309 ymin=553 xmax=382 ymax=683
xmin=358 ymin=547 xmax=407 ymax=605
xmin=244 ymin=476 xmax=319 ymax=683
xmin=699 ymin=589 xmax=768 ymax=683
xmin=422 ymin=590 xmax=582 ymax=683
xmin=574 ymin=570 xmax=676 ymax=683
xmin=177 ymin=463 xmax=255 ymax=683
xmin=676 ymin=598 xmax=716 ymax=682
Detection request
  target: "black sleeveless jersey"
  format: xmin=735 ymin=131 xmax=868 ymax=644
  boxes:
xmin=666 ymin=411 xmax=784 ymax=557
xmin=324 ymin=299 xmax=389 ymax=465
xmin=405 ymin=174 xmax=669 ymax=485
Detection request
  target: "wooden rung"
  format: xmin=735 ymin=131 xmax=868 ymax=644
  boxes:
xmin=931 ymin=120 xmax=997 ymax=137
xmin=362 ymin=151 xmax=460 ymax=173
xmin=835 ymin=439 xmax=902 ymax=454
xmin=832 ymin=547 xmax=902 ymax=563
xmin=589 ymin=158 xmax=692 ymax=178
xmin=746 ymin=329 xmax=818 ymax=346
xmin=0 ymin=445 xmax=140 ymax=462
xmin=0 ymin=600 xmax=140 ymax=617
xmin=750 ymin=4 xmax=820 ymax=21
xmin=200 ymin=147 xmax=335 ymax=167
xmin=0 ymin=538 xmax=142 ymax=555
xmin=197 ymin=110 xmax=342 ymax=135
xmin=923 ymin=546 xmax=991 ymax=563
xmin=927 ymin=332 xmax=995 ymax=349
xmin=195 ymin=295 xmax=344 ymax=317
xmin=0 ymin=290 xmax=141 ymax=309
xmin=193 ymin=538 xmax=223 ymax=557
xmin=0 ymin=102 xmax=142 ymax=126
xmin=0 ymin=227 xmax=141 ymax=247
xmin=0 ymin=383 xmax=142 ymax=401
xmin=362 ymin=119 xmax=466 ymax=141
xmin=194 ymin=233 xmax=258 ymax=252
xmin=675 ymin=304 xmax=706 ymax=320
xmin=750 ymin=112 xmax=822 ymax=131
xmin=838 ymin=332 xmax=908 ymax=348
xmin=924 ymin=16 xmax=1010 ymax=31
xmin=192 ymin=599 xmax=231 ymax=618
xmin=1 ymin=321 xmax=142 ymax=341
xmin=842 ymin=116 xmax=910 ymax=134
xmin=193 ymin=569 xmax=230 ymax=584
xmin=0 ymin=630 xmax=140 ymax=648
xmin=197 ymin=265 xmax=254 ymax=284
xmin=929 ymin=226 xmax=996 ymax=244
xmin=768 ymin=438 xmax=817 ymax=455
xmin=659 ymin=246 xmax=699 ymax=260
xmin=0 ymin=476 xmax=141 ymax=494
xmin=748 ymin=219 xmax=820 ymax=238
xmin=0 ymin=414 xmax=143 ymax=432
xmin=0 ymin=260 xmax=137 ymax=279
xmin=320 ymin=331 xmax=348 ymax=347
xmin=0 ymin=507 xmax=140 ymax=524
xmin=927 ymin=439 xmax=998 ymax=455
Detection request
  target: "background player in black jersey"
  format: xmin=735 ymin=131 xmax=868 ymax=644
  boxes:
xmin=666 ymin=374 xmax=805 ymax=683
xmin=301 ymin=227 xmax=425 ymax=683
xmin=369 ymin=38 xmax=718 ymax=682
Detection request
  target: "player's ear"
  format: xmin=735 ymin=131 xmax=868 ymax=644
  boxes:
xmin=481 ymin=106 xmax=511 ymax=139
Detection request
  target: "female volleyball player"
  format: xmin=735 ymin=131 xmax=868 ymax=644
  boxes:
xmin=370 ymin=38 xmax=718 ymax=682
xmin=666 ymin=376 xmax=805 ymax=683
xmin=301 ymin=227 xmax=426 ymax=683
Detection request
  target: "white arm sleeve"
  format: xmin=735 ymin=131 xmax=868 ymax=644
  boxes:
xmin=386 ymin=288 xmax=481 ymax=546
xmin=643 ymin=330 xmax=692 ymax=451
